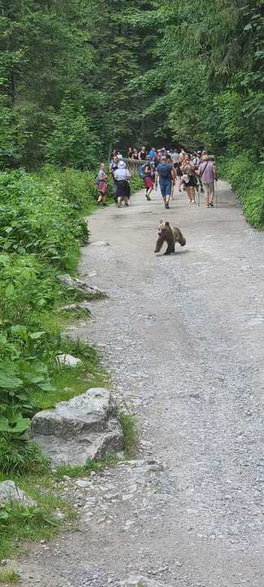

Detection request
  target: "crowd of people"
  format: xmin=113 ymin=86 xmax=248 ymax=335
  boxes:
xmin=95 ymin=146 xmax=217 ymax=210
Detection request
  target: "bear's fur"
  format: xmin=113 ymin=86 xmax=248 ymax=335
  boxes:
xmin=154 ymin=221 xmax=186 ymax=255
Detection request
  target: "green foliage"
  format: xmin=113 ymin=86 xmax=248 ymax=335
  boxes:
xmin=45 ymin=97 xmax=101 ymax=169
xmin=220 ymin=152 xmax=264 ymax=229
xmin=0 ymin=437 xmax=49 ymax=475
xmin=0 ymin=568 xmax=20 ymax=583
xmin=0 ymin=166 xmax=101 ymax=446
xmin=0 ymin=171 xmax=89 ymax=269
xmin=119 ymin=413 xmax=138 ymax=459
xmin=0 ymin=502 xmax=59 ymax=560
xmin=130 ymin=173 xmax=144 ymax=193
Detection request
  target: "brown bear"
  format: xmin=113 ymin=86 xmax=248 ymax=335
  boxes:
xmin=154 ymin=220 xmax=186 ymax=255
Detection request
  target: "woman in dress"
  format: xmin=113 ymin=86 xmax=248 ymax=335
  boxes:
xmin=114 ymin=160 xmax=131 ymax=207
xmin=96 ymin=163 xmax=108 ymax=206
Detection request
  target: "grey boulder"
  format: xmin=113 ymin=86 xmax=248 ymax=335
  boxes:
xmin=0 ymin=481 xmax=36 ymax=508
xmin=57 ymin=274 xmax=103 ymax=295
xmin=32 ymin=388 xmax=124 ymax=466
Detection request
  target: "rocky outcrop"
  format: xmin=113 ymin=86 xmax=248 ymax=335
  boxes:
xmin=57 ymin=274 xmax=104 ymax=297
xmin=31 ymin=388 xmax=124 ymax=466
xmin=0 ymin=481 xmax=36 ymax=508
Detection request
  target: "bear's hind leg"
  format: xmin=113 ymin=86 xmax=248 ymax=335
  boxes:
xmin=164 ymin=243 xmax=175 ymax=255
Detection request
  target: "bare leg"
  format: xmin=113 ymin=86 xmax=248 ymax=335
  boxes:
xmin=186 ymin=187 xmax=192 ymax=203
xmin=209 ymin=183 xmax=215 ymax=206
xmin=191 ymin=187 xmax=196 ymax=203
xmin=165 ymin=195 xmax=170 ymax=209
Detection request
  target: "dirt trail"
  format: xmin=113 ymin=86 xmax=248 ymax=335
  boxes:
xmin=20 ymin=182 xmax=264 ymax=586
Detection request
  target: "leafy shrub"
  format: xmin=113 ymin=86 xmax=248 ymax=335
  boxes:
xmin=130 ymin=173 xmax=144 ymax=193
xmin=0 ymin=171 xmax=89 ymax=270
xmin=220 ymin=152 xmax=264 ymax=229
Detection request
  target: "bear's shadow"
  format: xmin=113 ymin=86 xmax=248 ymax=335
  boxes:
xmin=156 ymin=248 xmax=190 ymax=257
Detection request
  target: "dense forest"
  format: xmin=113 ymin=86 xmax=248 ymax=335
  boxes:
xmin=0 ymin=0 xmax=263 ymax=168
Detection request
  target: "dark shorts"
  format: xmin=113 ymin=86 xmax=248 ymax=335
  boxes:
xmin=184 ymin=175 xmax=197 ymax=187
xmin=159 ymin=179 xmax=172 ymax=197
xmin=115 ymin=180 xmax=131 ymax=199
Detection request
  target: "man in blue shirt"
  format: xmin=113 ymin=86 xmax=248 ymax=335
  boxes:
xmin=156 ymin=156 xmax=175 ymax=208
xmin=148 ymin=147 xmax=156 ymax=161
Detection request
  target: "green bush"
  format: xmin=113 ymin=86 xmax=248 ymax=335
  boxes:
xmin=220 ymin=152 xmax=264 ymax=229
xmin=130 ymin=173 xmax=144 ymax=193
xmin=0 ymin=170 xmax=90 ymax=270
xmin=0 ymin=167 xmax=101 ymax=444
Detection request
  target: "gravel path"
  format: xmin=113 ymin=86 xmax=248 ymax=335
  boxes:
xmin=20 ymin=182 xmax=264 ymax=586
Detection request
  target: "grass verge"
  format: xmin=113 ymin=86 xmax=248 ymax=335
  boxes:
xmin=119 ymin=412 xmax=138 ymax=459
xmin=0 ymin=569 xmax=20 ymax=584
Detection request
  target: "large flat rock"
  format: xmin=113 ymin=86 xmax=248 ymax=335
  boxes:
xmin=32 ymin=388 xmax=124 ymax=466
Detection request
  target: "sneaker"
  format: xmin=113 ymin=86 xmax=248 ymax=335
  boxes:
xmin=209 ymin=201 xmax=214 ymax=207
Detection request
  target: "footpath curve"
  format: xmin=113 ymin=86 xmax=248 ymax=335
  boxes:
xmin=21 ymin=182 xmax=264 ymax=587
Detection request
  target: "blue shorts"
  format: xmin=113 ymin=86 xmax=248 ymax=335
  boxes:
xmin=159 ymin=179 xmax=172 ymax=198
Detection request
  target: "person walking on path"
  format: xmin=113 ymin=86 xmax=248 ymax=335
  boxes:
xmin=148 ymin=147 xmax=156 ymax=161
xmin=143 ymin=160 xmax=154 ymax=201
xmin=114 ymin=160 xmax=131 ymax=208
xmin=156 ymin=155 xmax=175 ymax=209
xmin=181 ymin=154 xmax=198 ymax=204
xmin=198 ymin=155 xmax=217 ymax=207
xmin=96 ymin=163 xmax=108 ymax=206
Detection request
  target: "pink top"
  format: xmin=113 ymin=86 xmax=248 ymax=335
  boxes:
xmin=199 ymin=161 xmax=215 ymax=183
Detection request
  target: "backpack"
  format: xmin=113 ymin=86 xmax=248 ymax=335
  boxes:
xmin=138 ymin=164 xmax=146 ymax=179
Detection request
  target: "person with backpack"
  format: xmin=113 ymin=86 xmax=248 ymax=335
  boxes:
xmin=156 ymin=155 xmax=175 ymax=209
xmin=198 ymin=155 xmax=217 ymax=207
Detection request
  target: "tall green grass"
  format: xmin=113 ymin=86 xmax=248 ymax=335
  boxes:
xmin=219 ymin=152 xmax=264 ymax=229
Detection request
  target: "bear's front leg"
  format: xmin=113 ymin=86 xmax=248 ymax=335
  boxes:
xmin=154 ymin=235 xmax=163 ymax=253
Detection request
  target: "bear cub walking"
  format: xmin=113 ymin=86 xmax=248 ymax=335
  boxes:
xmin=154 ymin=220 xmax=186 ymax=255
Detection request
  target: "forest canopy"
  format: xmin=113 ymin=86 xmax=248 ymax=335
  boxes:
xmin=0 ymin=0 xmax=263 ymax=169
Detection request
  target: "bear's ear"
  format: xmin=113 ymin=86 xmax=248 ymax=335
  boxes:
xmin=165 ymin=221 xmax=170 ymax=227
